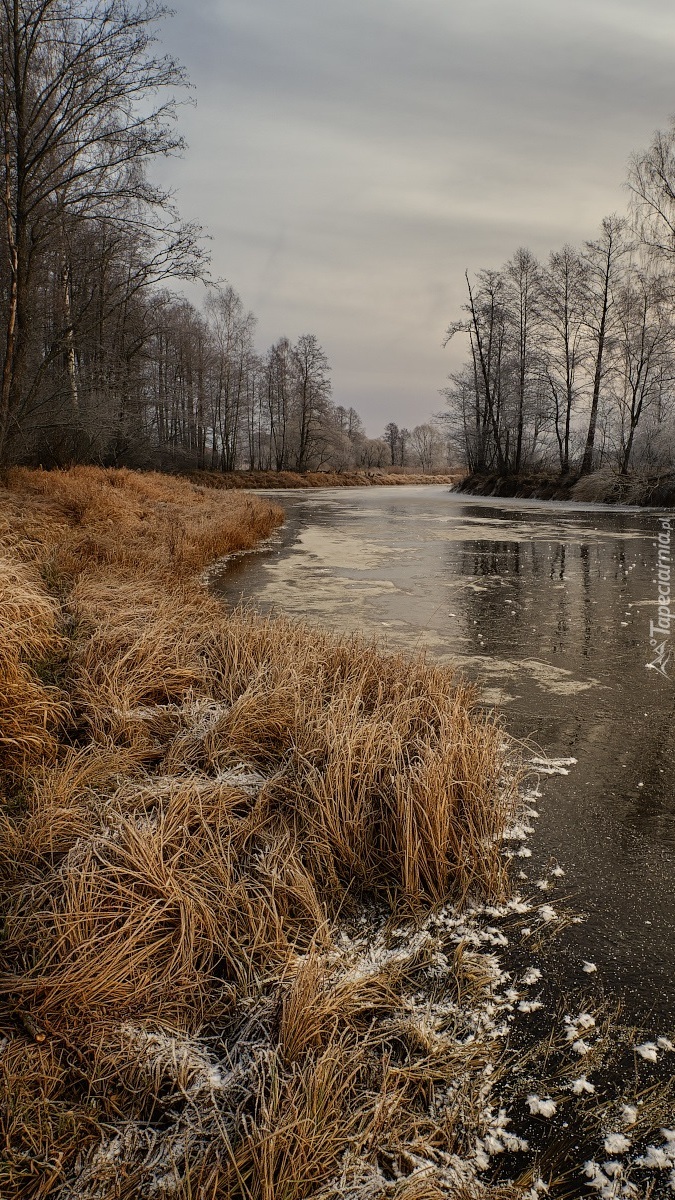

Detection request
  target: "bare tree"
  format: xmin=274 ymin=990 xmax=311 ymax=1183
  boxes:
xmin=612 ymin=265 xmax=675 ymax=474
xmin=0 ymin=0 xmax=203 ymax=462
xmin=629 ymin=124 xmax=675 ymax=260
xmin=445 ymin=270 xmax=509 ymax=473
xmin=580 ymin=216 xmax=629 ymax=474
xmin=539 ymin=247 xmax=588 ymax=473
xmin=410 ymin=423 xmax=444 ymax=473
xmin=292 ymin=333 xmax=331 ymax=472
xmin=505 ymin=248 xmax=541 ymax=472
xmin=384 ymin=421 xmax=400 ymax=465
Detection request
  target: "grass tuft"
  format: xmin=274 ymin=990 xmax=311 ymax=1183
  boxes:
xmin=0 ymin=466 xmax=519 ymax=1199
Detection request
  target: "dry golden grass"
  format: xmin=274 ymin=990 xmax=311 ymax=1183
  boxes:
xmin=191 ymin=469 xmax=464 ymax=490
xmin=0 ymin=556 xmax=68 ymax=772
xmin=0 ymin=466 xmax=520 ymax=1199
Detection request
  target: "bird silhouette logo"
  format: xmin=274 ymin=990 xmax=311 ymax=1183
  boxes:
xmin=647 ymin=637 xmax=671 ymax=678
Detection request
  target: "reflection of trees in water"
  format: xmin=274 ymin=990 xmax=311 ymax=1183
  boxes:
xmin=453 ymin=530 xmax=647 ymax=674
xmin=449 ymin=520 xmax=675 ymax=844
xmin=455 ymin=541 xmax=526 ymax=657
xmin=550 ymin=543 xmax=566 ymax=581
xmin=578 ymin=543 xmax=593 ymax=657
xmin=458 ymin=539 xmax=521 ymax=579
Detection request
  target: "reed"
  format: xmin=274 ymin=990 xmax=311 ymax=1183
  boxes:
xmin=0 ymin=466 xmax=519 ymax=1199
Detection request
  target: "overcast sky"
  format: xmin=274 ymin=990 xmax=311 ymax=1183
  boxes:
xmin=156 ymin=0 xmax=675 ymax=435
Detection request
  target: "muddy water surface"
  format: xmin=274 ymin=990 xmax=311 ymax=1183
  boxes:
xmin=211 ymin=486 xmax=675 ymax=1026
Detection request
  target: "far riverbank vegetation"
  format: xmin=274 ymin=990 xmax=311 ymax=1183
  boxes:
xmin=443 ymin=125 xmax=675 ymax=504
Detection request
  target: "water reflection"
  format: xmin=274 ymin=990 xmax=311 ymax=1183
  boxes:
xmin=211 ymin=486 xmax=675 ymax=1023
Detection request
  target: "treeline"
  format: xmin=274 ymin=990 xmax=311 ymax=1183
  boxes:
xmin=0 ymin=0 xmax=330 ymax=470
xmin=443 ymin=127 xmax=675 ymax=478
xmin=0 ymin=0 xmax=453 ymax=476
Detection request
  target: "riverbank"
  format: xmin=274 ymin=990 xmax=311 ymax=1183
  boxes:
xmin=454 ymin=468 xmax=675 ymax=506
xmin=192 ymin=468 xmax=463 ymax=489
xmin=1 ymin=466 xmax=531 ymax=1199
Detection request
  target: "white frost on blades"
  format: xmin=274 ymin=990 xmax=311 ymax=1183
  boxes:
xmin=359 ymin=907 xmax=533 ymax=1177
xmin=335 ymin=927 xmax=437 ymax=984
xmin=321 ymin=1155 xmax=486 ymax=1199
xmin=636 ymin=1145 xmax=674 ymax=1168
xmin=572 ymin=1040 xmax=592 ymax=1056
xmin=634 ymin=1133 xmax=675 ymax=1169
xmin=603 ymin=1134 xmax=631 ymax=1155
xmin=484 ymin=896 xmax=531 ymax=918
xmin=523 ymin=1180 xmax=550 ymax=1198
xmin=564 ymin=1011 xmax=600 ymax=1050
xmin=518 ymin=999 xmax=544 ymax=1013
xmin=503 ymin=822 xmax=536 ymax=841
xmin=120 ymin=1024 xmax=233 ymax=1096
xmin=538 ymin=905 xmax=558 ymax=923
xmin=576 ymin=1013 xmax=597 ymax=1030
xmin=478 ymin=1107 xmax=529 ymax=1157
xmin=527 ymin=1094 xmax=557 ymax=1117
xmin=214 ymin=764 xmax=269 ymax=793
xmin=635 ymin=1042 xmax=659 ymax=1062
xmin=583 ymin=1160 xmax=638 ymax=1199
xmin=570 ymin=1077 xmax=596 ymax=1095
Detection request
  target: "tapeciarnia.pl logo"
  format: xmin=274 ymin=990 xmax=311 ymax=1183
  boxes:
xmin=647 ymin=516 xmax=673 ymax=679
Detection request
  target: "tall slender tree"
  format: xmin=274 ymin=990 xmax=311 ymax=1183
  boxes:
xmin=0 ymin=0 xmax=202 ymax=461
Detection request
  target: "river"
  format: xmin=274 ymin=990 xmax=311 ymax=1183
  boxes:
xmin=211 ymin=484 xmax=675 ymax=1029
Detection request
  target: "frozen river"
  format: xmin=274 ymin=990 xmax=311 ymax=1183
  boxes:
xmin=211 ymin=485 xmax=675 ymax=1026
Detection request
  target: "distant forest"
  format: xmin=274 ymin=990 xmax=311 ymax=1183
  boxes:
xmin=443 ymin=130 xmax=675 ymax=478
xmin=0 ymin=0 xmax=451 ymax=474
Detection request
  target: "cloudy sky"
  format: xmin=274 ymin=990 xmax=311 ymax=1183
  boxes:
xmin=156 ymin=0 xmax=675 ymax=435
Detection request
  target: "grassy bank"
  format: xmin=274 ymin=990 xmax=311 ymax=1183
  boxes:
xmin=0 ymin=466 xmax=522 ymax=1199
xmin=454 ymin=469 xmax=675 ymax=506
xmin=191 ymin=469 xmax=463 ymax=490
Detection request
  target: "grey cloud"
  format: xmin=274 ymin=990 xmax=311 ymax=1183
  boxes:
xmin=156 ymin=0 xmax=675 ymax=432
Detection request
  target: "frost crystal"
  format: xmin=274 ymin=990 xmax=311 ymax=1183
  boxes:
xmin=603 ymin=1134 xmax=630 ymax=1155
xmin=527 ymin=1094 xmax=557 ymax=1118
xmin=518 ymin=1000 xmax=544 ymax=1013
xmin=637 ymin=1145 xmax=673 ymax=1168
xmin=576 ymin=1013 xmax=596 ymax=1029
xmin=570 ymin=1077 xmax=595 ymax=1095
